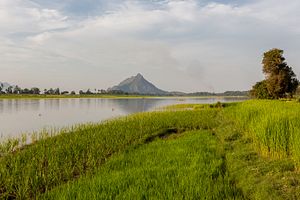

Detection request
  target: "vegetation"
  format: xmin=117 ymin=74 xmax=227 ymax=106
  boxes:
xmin=2 ymin=100 xmax=300 ymax=199
xmin=0 ymin=83 xmax=249 ymax=98
xmin=42 ymin=131 xmax=244 ymax=200
xmin=251 ymin=49 xmax=299 ymax=99
xmin=0 ymin=110 xmax=218 ymax=199
xmin=227 ymin=100 xmax=300 ymax=163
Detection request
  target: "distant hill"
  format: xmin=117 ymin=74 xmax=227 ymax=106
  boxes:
xmin=108 ymin=73 xmax=167 ymax=95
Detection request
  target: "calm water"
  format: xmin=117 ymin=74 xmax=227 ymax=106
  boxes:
xmin=0 ymin=97 xmax=247 ymax=139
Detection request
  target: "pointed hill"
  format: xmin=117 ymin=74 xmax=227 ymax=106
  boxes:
xmin=108 ymin=73 xmax=168 ymax=95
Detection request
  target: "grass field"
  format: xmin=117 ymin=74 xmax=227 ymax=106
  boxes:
xmin=1 ymin=100 xmax=300 ymax=199
xmin=42 ymin=130 xmax=244 ymax=200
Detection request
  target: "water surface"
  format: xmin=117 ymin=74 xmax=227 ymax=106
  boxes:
xmin=0 ymin=97 xmax=247 ymax=139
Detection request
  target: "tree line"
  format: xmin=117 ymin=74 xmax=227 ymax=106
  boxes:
xmin=0 ymin=85 xmax=95 ymax=95
xmin=0 ymin=85 xmax=146 ymax=96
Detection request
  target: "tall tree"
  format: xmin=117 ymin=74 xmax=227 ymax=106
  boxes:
xmin=252 ymin=48 xmax=299 ymax=99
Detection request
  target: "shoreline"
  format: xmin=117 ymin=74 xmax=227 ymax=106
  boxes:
xmin=0 ymin=94 xmax=250 ymax=99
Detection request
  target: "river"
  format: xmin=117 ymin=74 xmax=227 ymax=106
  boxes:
xmin=0 ymin=97 xmax=247 ymax=139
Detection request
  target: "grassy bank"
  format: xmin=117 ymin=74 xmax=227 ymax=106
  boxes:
xmin=42 ymin=130 xmax=244 ymax=199
xmin=1 ymin=100 xmax=300 ymax=199
xmin=0 ymin=110 xmax=218 ymax=199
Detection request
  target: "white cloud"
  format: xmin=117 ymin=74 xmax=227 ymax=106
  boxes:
xmin=1 ymin=0 xmax=300 ymax=92
xmin=0 ymin=0 xmax=70 ymax=36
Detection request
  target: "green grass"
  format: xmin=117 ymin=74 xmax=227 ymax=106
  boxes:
xmin=2 ymin=100 xmax=300 ymax=199
xmin=41 ymin=130 xmax=244 ymax=200
xmin=225 ymin=100 xmax=300 ymax=163
xmin=0 ymin=110 xmax=218 ymax=199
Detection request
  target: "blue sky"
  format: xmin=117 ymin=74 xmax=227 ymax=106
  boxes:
xmin=1 ymin=0 xmax=300 ymax=92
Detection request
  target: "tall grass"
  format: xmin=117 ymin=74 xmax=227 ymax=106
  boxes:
xmin=0 ymin=110 xmax=219 ymax=199
xmin=226 ymin=100 xmax=300 ymax=164
xmin=41 ymin=130 xmax=244 ymax=200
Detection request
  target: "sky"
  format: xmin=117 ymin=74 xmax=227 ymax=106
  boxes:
xmin=1 ymin=0 xmax=300 ymax=92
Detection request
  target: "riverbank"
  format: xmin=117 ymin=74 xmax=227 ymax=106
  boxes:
xmin=1 ymin=100 xmax=300 ymax=199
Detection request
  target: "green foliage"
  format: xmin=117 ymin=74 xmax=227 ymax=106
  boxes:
xmin=252 ymin=48 xmax=299 ymax=99
xmin=250 ymin=80 xmax=271 ymax=99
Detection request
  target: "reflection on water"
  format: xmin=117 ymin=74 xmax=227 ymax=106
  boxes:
xmin=0 ymin=97 xmax=247 ymax=139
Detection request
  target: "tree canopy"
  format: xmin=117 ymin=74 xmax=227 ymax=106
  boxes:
xmin=251 ymin=48 xmax=299 ymax=99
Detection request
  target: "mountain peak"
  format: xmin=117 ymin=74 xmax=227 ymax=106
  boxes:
xmin=108 ymin=74 xmax=167 ymax=95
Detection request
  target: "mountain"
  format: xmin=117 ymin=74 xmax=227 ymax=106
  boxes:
xmin=108 ymin=73 xmax=168 ymax=95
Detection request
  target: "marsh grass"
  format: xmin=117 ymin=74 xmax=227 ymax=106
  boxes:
xmin=41 ymin=130 xmax=244 ymax=200
xmin=225 ymin=100 xmax=300 ymax=164
xmin=0 ymin=110 xmax=219 ymax=199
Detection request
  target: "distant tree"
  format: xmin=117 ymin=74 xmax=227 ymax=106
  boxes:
xmin=0 ymin=83 xmax=3 ymax=94
xmin=13 ymin=85 xmax=21 ymax=94
xmin=100 ymin=89 xmax=107 ymax=94
xmin=252 ymin=48 xmax=299 ymax=99
xmin=30 ymin=87 xmax=40 ymax=95
xmin=70 ymin=91 xmax=76 ymax=95
xmin=85 ymin=89 xmax=93 ymax=95
xmin=54 ymin=88 xmax=60 ymax=95
xmin=61 ymin=91 xmax=69 ymax=95
xmin=79 ymin=90 xmax=84 ymax=95
xmin=44 ymin=88 xmax=53 ymax=95
xmin=21 ymin=88 xmax=30 ymax=94
xmin=6 ymin=86 xmax=13 ymax=94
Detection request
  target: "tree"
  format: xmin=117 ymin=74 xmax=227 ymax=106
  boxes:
xmin=0 ymin=83 xmax=3 ymax=94
xmin=252 ymin=48 xmax=299 ymax=99
xmin=85 ymin=89 xmax=93 ymax=95
xmin=30 ymin=87 xmax=40 ymax=95
xmin=54 ymin=88 xmax=60 ymax=95
xmin=250 ymin=80 xmax=271 ymax=99
xmin=61 ymin=91 xmax=69 ymax=95
xmin=21 ymin=88 xmax=30 ymax=94
xmin=13 ymin=85 xmax=21 ymax=94
xmin=264 ymin=49 xmax=299 ymax=98
xmin=6 ymin=86 xmax=13 ymax=94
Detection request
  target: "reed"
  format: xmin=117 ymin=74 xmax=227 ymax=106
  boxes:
xmin=0 ymin=110 xmax=218 ymax=199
